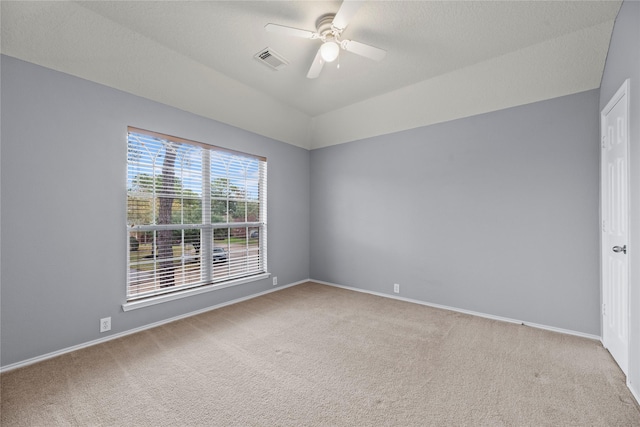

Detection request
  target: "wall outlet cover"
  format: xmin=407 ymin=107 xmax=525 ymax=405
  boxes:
xmin=100 ymin=317 xmax=111 ymax=333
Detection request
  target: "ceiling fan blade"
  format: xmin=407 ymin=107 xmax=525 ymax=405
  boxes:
xmin=265 ymin=23 xmax=316 ymax=39
xmin=342 ymin=40 xmax=386 ymax=61
xmin=332 ymin=0 xmax=362 ymax=31
xmin=307 ymin=47 xmax=325 ymax=79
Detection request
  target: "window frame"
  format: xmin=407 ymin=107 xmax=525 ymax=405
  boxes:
xmin=124 ymin=127 xmax=268 ymax=311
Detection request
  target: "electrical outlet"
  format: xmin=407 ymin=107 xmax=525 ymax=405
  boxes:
xmin=100 ymin=317 xmax=111 ymax=333
xmin=273 ymin=276 xmax=278 ymax=286
xmin=393 ymin=283 xmax=400 ymax=293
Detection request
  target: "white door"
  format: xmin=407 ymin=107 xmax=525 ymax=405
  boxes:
xmin=601 ymin=79 xmax=630 ymax=376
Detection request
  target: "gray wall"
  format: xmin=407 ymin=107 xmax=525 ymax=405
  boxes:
xmin=600 ymin=0 xmax=640 ymax=401
xmin=310 ymin=89 xmax=600 ymax=335
xmin=0 ymin=55 xmax=310 ymax=368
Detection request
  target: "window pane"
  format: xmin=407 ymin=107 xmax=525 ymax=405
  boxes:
xmin=246 ymin=201 xmax=259 ymax=222
xmin=127 ymin=194 xmax=154 ymax=226
xmin=128 ymin=230 xmax=156 ymax=296
xmin=208 ymin=227 xmax=263 ymax=282
xmin=127 ymin=132 xmax=203 ymax=226
xmin=128 ymin=229 xmax=204 ymax=298
xmin=230 ymin=200 xmax=246 ymax=222
xmin=210 ymin=152 xmax=261 ymax=224
xmin=179 ymin=229 xmax=203 ymax=286
xmin=181 ymin=198 xmax=202 ymax=225
xmin=211 ymin=199 xmax=228 ymax=223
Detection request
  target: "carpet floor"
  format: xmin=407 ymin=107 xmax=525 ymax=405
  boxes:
xmin=2 ymin=282 xmax=639 ymax=426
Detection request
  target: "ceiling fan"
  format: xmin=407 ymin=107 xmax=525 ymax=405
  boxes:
xmin=265 ymin=0 xmax=386 ymax=79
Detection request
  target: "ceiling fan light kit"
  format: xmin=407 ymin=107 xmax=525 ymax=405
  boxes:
xmin=320 ymin=41 xmax=340 ymax=62
xmin=265 ymin=0 xmax=386 ymax=78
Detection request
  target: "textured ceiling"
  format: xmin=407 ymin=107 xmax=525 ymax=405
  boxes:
xmin=0 ymin=1 xmax=622 ymax=149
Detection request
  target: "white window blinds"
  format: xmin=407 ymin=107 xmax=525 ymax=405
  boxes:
xmin=127 ymin=127 xmax=267 ymax=301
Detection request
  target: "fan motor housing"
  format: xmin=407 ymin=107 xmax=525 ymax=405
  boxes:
xmin=316 ymin=14 xmax=337 ymax=36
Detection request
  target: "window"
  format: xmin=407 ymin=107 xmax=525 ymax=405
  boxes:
xmin=126 ymin=127 xmax=267 ymax=303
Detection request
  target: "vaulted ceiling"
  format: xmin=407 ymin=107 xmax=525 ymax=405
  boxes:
xmin=1 ymin=1 xmax=622 ymax=149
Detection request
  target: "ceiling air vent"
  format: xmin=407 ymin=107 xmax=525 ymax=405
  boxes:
xmin=254 ymin=48 xmax=289 ymax=70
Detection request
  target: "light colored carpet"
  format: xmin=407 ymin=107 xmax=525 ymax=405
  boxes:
xmin=2 ymin=282 xmax=639 ymax=426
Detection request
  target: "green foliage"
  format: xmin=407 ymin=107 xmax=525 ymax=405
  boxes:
xmin=211 ymin=177 xmax=259 ymax=222
xmin=129 ymin=173 xmax=162 ymax=193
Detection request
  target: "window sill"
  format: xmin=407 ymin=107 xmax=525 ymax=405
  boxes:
xmin=122 ymin=273 xmax=271 ymax=312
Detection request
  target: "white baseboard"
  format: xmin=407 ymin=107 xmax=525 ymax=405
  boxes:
xmin=311 ymin=279 xmax=601 ymax=341
xmin=629 ymin=380 xmax=640 ymax=407
xmin=0 ymin=279 xmax=309 ymax=373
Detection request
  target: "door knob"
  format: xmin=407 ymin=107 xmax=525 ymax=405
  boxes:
xmin=612 ymin=245 xmax=627 ymax=254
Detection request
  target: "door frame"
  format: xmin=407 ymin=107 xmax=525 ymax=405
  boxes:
xmin=600 ymin=78 xmax=631 ymax=376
